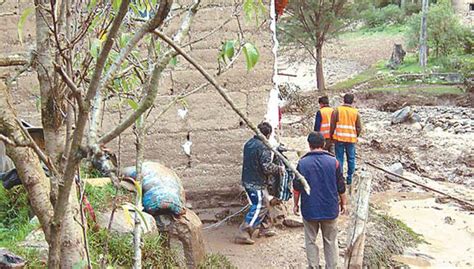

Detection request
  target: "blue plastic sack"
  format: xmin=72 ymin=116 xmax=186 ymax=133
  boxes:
xmin=123 ymin=162 xmax=186 ymax=216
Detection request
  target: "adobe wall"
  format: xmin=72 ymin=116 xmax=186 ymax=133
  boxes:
xmin=0 ymin=1 xmax=274 ymax=199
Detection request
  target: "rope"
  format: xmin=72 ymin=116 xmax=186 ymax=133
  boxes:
xmin=202 ymin=205 xmax=250 ymax=230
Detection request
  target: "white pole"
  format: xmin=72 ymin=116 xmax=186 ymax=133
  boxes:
xmin=266 ymin=0 xmax=281 ymax=147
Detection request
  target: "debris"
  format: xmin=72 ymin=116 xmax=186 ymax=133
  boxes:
xmin=178 ymin=107 xmax=188 ymax=119
xmin=385 ymin=162 xmax=403 ymax=182
xmin=182 ymin=140 xmax=192 ymax=157
xmin=444 ymin=216 xmax=455 ymax=225
xmin=435 ymin=197 xmax=450 ymax=204
xmin=0 ymin=248 xmax=26 ymax=269
xmin=283 ymin=216 xmax=304 ymax=228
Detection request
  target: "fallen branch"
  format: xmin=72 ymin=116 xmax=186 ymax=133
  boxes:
xmin=153 ymin=30 xmax=311 ymax=194
xmin=366 ymin=161 xmax=474 ymax=210
xmin=0 ymin=54 xmax=29 ymax=66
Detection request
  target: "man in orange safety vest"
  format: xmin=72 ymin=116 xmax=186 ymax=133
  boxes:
xmin=330 ymin=93 xmax=362 ymax=185
xmin=313 ymin=96 xmax=334 ymax=153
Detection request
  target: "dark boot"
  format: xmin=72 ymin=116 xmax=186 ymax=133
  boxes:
xmin=235 ymin=223 xmax=255 ymax=245
xmin=258 ymin=227 xmax=277 ymax=238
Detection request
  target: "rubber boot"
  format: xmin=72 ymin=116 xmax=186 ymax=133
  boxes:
xmin=234 ymin=223 xmax=255 ymax=245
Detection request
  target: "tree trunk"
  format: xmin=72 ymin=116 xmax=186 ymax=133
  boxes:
xmin=419 ymin=0 xmax=428 ymax=67
xmin=34 ymin=1 xmax=85 ymax=267
xmin=0 ymin=81 xmax=53 ymax=240
xmin=315 ymin=45 xmax=325 ymax=91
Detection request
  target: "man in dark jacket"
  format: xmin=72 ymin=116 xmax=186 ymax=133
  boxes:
xmin=294 ymin=132 xmax=347 ymax=268
xmin=235 ymin=122 xmax=284 ymax=245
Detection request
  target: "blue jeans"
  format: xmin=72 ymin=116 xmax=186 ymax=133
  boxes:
xmin=335 ymin=142 xmax=356 ymax=185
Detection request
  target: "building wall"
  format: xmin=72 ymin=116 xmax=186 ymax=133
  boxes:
xmin=0 ymin=1 xmax=274 ymax=198
xmin=453 ymin=0 xmax=474 ymax=25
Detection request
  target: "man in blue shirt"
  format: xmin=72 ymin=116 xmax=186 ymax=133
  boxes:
xmin=235 ymin=122 xmax=284 ymax=245
xmin=293 ymin=132 xmax=347 ymax=269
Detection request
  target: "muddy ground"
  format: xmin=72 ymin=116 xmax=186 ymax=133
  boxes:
xmin=202 ymin=33 xmax=474 ymax=268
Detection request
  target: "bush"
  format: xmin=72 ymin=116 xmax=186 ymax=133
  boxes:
xmin=404 ymin=2 xmax=421 ymax=15
xmin=361 ymin=4 xmax=404 ymax=28
xmin=406 ymin=0 xmax=469 ymax=57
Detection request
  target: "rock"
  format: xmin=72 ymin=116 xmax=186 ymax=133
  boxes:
xmin=444 ymin=216 xmax=455 ymax=225
xmin=385 ymin=162 xmax=403 ymax=182
xmin=96 ymin=208 xmax=157 ymax=234
xmin=283 ymin=216 xmax=304 ymax=228
xmin=19 ymin=229 xmax=48 ymax=261
xmin=411 ymin=122 xmax=423 ymax=130
xmin=85 ymin=177 xmax=111 ymax=187
xmin=391 ymin=107 xmax=412 ymax=125
xmin=0 ymin=248 xmax=26 ymax=269
xmin=168 ymin=210 xmax=205 ymax=269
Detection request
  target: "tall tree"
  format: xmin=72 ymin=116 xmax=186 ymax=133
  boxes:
xmin=419 ymin=0 xmax=429 ymax=67
xmin=278 ymin=0 xmax=353 ymax=90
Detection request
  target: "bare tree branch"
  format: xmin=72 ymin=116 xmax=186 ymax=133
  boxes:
xmin=97 ymin=0 xmax=201 ymax=145
xmin=153 ymin=30 xmax=311 ymax=194
xmin=47 ymin=1 xmax=131 ymax=267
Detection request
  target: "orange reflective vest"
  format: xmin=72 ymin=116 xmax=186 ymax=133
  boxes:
xmin=334 ymin=106 xmax=358 ymax=143
xmin=319 ymin=107 xmax=333 ymax=139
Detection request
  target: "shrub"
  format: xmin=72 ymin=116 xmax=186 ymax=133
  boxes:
xmin=406 ymin=0 xmax=469 ymax=57
xmin=360 ymin=4 xmax=404 ymax=28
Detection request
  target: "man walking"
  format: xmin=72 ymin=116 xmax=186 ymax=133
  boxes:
xmin=314 ymin=96 xmax=334 ymax=153
xmin=293 ymin=132 xmax=347 ymax=269
xmin=236 ymin=122 xmax=283 ymax=245
xmin=330 ymin=93 xmax=362 ymax=186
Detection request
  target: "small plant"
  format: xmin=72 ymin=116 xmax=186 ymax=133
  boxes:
xmin=198 ymin=253 xmax=236 ymax=269
xmin=88 ymin=228 xmax=177 ymax=267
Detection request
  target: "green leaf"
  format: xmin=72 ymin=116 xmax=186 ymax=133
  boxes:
xmin=127 ymin=99 xmax=139 ymax=110
xmin=88 ymin=0 xmax=97 ymax=11
xmin=112 ymin=0 xmax=122 ymax=12
xmin=17 ymin=7 xmax=34 ymax=45
xmin=119 ymin=33 xmax=132 ymax=48
xmin=90 ymin=39 xmax=101 ymax=58
xmin=243 ymin=42 xmax=260 ymax=71
xmin=220 ymin=40 xmax=236 ymax=63
xmin=169 ymin=56 xmax=178 ymax=66
xmin=243 ymin=0 xmax=266 ymax=25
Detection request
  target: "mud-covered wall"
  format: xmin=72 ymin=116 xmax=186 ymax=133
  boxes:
xmin=0 ymin=1 xmax=274 ymax=197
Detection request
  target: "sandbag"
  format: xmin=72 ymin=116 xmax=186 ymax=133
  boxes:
xmin=122 ymin=162 xmax=186 ymax=216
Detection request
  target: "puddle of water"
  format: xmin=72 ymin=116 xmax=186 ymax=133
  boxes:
xmin=389 ymin=197 xmax=474 ymax=268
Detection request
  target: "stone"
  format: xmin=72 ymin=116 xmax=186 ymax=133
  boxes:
xmin=283 ymin=216 xmax=304 ymax=228
xmin=0 ymin=249 xmax=26 ymax=269
xmin=385 ymin=162 xmax=403 ymax=182
xmin=168 ymin=210 xmax=205 ymax=269
xmin=85 ymin=177 xmax=111 ymax=187
xmin=96 ymin=208 xmax=157 ymax=234
xmin=19 ymin=229 xmax=48 ymax=261
xmin=391 ymin=107 xmax=412 ymax=125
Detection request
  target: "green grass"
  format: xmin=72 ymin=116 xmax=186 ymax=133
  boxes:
xmin=330 ymin=67 xmax=380 ymax=91
xmin=0 ymin=186 xmax=45 ymax=267
xmin=340 ymin=24 xmax=407 ymax=40
xmin=84 ymin=182 xmax=120 ymax=211
xmin=88 ymin=228 xmax=177 ymax=268
xmin=369 ymin=85 xmax=464 ymax=95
